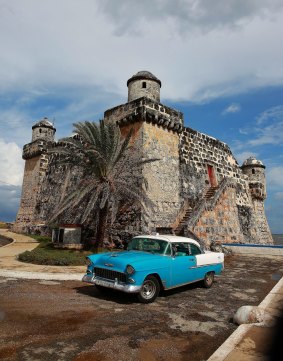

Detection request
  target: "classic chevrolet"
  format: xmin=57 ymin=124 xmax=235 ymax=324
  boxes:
xmin=82 ymin=235 xmax=224 ymax=303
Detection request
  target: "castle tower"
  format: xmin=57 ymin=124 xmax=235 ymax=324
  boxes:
xmin=13 ymin=118 xmax=56 ymax=233
xmin=241 ymin=156 xmax=273 ymax=243
xmin=105 ymin=71 xmax=183 ymax=235
xmin=127 ymin=70 xmax=162 ymax=102
xmin=242 ymin=156 xmax=266 ymax=200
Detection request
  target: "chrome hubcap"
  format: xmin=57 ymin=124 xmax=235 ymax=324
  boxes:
xmin=141 ymin=280 xmax=156 ymax=299
xmin=206 ymin=274 xmax=213 ymax=284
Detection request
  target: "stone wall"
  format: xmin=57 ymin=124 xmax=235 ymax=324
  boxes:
xmin=179 ymin=126 xmax=273 ymax=245
xmin=110 ymin=119 xmax=182 ymax=238
xmin=142 ymin=122 xmax=181 ymax=230
xmin=250 ymin=199 xmax=273 ymax=244
xmin=179 ymin=126 xmax=252 ymax=206
xmin=191 ymin=186 xmax=245 ymax=246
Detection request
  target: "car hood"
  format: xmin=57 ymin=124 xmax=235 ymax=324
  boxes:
xmin=89 ymin=251 xmax=167 ymax=272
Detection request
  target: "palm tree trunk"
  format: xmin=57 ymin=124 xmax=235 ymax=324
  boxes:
xmin=96 ymin=202 xmax=109 ymax=249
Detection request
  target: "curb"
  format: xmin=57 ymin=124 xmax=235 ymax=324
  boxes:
xmin=0 ymin=270 xmax=83 ymax=281
xmin=207 ymin=276 xmax=283 ymax=361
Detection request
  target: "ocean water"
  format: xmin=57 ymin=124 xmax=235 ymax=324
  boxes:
xmin=273 ymin=234 xmax=283 ymax=246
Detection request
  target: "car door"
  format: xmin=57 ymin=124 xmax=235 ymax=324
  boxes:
xmin=170 ymin=252 xmax=197 ymax=287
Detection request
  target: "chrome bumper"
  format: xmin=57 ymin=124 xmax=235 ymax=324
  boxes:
xmin=82 ymin=274 xmax=141 ymax=293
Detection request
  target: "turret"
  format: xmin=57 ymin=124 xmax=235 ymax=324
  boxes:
xmin=242 ymin=157 xmax=266 ymax=200
xmin=32 ymin=117 xmax=56 ymax=142
xmin=127 ymin=70 xmax=161 ymax=102
xmin=23 ymin=117 xmax=56 ymax=160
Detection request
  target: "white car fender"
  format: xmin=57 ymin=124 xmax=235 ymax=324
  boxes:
xmin=195 ymin=251 xmax=224 ymax=266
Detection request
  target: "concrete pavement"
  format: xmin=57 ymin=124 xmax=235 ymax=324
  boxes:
xmin=208 ymin=276 xmax=283 ymax=360
xmin=0 ymin=228 xmax=282 ymax=360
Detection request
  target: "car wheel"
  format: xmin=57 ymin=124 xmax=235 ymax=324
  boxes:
xmin=137 ymin=275 xmax=160 ymax=303
xmin=203 ymin=272 xmax=214 ymax=288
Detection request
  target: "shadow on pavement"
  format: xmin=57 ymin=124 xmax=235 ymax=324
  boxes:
xmin=74 ymin=284 xmax=138 ymax=304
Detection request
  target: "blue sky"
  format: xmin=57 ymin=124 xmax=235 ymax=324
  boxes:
xmin=0 ymin=0 xmax=282 ymax=233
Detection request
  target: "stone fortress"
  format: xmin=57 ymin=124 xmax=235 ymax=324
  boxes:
xmin=14 ymin=71 xmax=273 ymax=247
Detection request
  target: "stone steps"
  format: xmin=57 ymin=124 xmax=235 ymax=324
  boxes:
xmin=175 ymin=186 xmax=219 ymax=235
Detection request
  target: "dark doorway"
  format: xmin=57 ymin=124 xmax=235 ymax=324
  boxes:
xmin=59 ymin=229 xmax=64 ymax=243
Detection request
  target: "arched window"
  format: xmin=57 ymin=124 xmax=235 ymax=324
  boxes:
xmin=142 ymin=81 xmax=146 ymax=88
xmin=252 ymin=169 xmax=255 ymax=174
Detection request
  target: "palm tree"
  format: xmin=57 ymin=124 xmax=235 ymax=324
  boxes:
xmin=48 ymin=120 xmax=156 ymax=248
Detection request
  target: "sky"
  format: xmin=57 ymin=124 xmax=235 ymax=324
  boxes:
xmin=0 ymin=0 xmax=282 ymax=233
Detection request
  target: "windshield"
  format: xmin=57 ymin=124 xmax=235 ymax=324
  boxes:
xmin=127 ymin=237 xmax=170 ymax=255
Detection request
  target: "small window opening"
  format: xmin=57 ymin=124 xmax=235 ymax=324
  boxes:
xmin=39 ymin=129 xmax=42 ymax=133
xmin=252 ymin=169 xmax=255 ymax=174
xmin=142 ymin=81 xmax=146 ymax=88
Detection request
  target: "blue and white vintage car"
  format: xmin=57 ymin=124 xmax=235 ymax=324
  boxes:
xmin=82 ymin=235 xmax=224 ymax=303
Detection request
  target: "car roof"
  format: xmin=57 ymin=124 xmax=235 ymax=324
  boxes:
xmin=133 ymin=234 xmax=201 ymax=248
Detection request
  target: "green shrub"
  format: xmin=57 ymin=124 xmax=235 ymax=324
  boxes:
xmin=28 ymin=234 xmax=52 ymax=243
xmin=18 ymin=243 xmax=91 ymax=266
xmin=18 ymin=236 xmax=118 ymax=266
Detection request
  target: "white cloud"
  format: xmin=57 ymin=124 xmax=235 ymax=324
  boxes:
xmin=248 ymin=106 xmax=283 ymax=146
xmin=0 ymin=139 xmax=24 ymax=186
xmin=0 ymin=0 xmax=283 ymax=102
xmin=234 ymin=151 xmax=257 ymax=165
xmin=256 ymin=105 xmax=283 ymax=125
xmin=98 ymin=0 xmax=283 ymax=35
xmin=222 ymin=103 xmax=241 ymax=115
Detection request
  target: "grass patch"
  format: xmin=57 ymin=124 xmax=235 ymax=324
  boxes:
xmin=18 ymin=235 xmax=114 ymax=266
xmin=0 ymin=222 xmax=8 ymax=229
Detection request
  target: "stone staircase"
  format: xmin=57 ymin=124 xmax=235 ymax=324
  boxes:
xmin=173 ymin=178 xmax=236 ymax=236
xmin=174 ymin=207 xmax=193 ymax=235
xmin=204 ymin=186 xmax=219 ymax=200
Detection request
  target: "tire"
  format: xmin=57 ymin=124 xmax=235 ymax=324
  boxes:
xmin=137 ymin=275 xmax=160 ymax=303
xmin=203 ymin=272 xmax=214 ymax=288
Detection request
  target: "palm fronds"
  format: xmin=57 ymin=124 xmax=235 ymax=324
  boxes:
xmin=48 ymin=120 xmax=158 ymax=244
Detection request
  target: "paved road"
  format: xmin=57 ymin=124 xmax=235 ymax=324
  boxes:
xmin=0 ymin=254 xmax=282 ymax=361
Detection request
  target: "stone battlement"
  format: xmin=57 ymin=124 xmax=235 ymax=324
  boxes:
xmin=104 ymin=96 xmax=183 ymax=131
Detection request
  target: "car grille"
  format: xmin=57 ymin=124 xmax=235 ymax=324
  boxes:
xmin=94 ymin=267 xmax=127 ymax=283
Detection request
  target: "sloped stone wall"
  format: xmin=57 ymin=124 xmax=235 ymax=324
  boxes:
xmin=192 ymin=187 xmax=245 ymax=246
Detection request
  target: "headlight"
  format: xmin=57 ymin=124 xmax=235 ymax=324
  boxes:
xmin=126 ymin=265 xmax=135 ymax=275
xmin=85 ymin=257 xmax=92 ymax=266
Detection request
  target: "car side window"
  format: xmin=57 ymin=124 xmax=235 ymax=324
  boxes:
xmin=190 ymin=244 xmax=202 ymax=255
xmin=174 ymin=243 xmax=190 ymax=256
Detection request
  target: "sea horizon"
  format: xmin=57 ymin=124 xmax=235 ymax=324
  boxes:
xmin=272 ymin=234 xmax=283 ymax=246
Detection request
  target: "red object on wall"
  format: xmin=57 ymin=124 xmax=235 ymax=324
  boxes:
xmin=207 ymin=165 xmax=217 ymax=187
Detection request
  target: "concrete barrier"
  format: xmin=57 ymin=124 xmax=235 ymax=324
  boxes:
xmin=223 ymin=243 xmax=283 ymax=256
